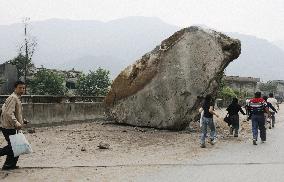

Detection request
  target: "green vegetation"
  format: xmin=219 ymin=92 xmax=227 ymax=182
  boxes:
xmin=216 ymin=76 xmax=253 ymax=107
xmin=76 ymin=68 xmax=111 ymax=96
xmin=29 ymin=69 xmax=66 ymax=95
xmin=218 ymin=86 xmax=237 ymax=100
xmin=258 ymin=81 xmax=277 ymax=94
xmin=4 ymin=18 xmax=112 ymax=96
xmin=7 ymin=53 xmax=35 ymax=80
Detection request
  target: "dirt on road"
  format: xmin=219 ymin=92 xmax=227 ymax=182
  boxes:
xmin=0 ymin=109 xmax=252 ymax=181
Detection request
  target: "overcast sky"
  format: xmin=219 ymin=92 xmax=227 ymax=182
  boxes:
xmin=1 ymin=0 xmax=283 ymax=41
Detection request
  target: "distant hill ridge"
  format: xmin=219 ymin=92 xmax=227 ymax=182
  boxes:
xmin=0 ymin=17 xmax=284 ymax=80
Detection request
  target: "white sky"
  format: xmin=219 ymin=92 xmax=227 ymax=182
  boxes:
xmin=0 ymin=0 xmax=283 ymax=41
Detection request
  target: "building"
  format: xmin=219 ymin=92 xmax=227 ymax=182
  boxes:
xmin=0 ymin=63 xmax=18 ymax=94
xmin=271 ymin=80 xmax=284 ymax=97
xmin=35 ymin=67 xmax=82 ymax=95
xmin=224 ymin=76 xmax=260 ymax=97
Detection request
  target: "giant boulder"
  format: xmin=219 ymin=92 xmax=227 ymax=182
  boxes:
xmin=105 ymin=26 xmax=241 ymax=130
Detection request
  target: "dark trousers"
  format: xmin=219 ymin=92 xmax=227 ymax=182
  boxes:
xmin=271 ymin=112 xmax=276 ymax=126
xmin=229 ymin=115 xmax=239 ymax=129
xmin=229 ymin=115 xmax=239 ymax=135
xmin=200 ymin=117 xmax=216 ymax=144
xmin=0 ymin=128 xmax=19 ymax=168
xmin=251 ymin=114 xmax=266 ymax=141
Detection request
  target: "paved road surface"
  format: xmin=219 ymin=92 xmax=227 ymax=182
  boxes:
xmin=133 ymin=107 xmax=284 ymax=182
xmin=2 ymin=106 xmax=284 ymax=182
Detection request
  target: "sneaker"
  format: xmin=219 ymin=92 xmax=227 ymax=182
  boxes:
xmin=261 ymin=140 xmax=266 ymax=143
xmin=210 ymin=139 xmax=216 ymax=145
xmin=200 ymin=143 xmax=206 ymax=148
xmin=253 ymin=139 xmax=257 ymax=145
xmin=2 ymin=165 xmax=19 ymax=171
xmin=234 ymin=134 xmax=238 ymax=137
xmin=229 ymin=127 xmax=234 ymax=135
xmin=269 ymin=126 xmax=272 ymax=129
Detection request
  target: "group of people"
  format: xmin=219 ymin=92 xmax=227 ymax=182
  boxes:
xmin=0 ymin=80 xmax=281 ymax=169
xmin=199 ymin=91 xmax=279 ymax=148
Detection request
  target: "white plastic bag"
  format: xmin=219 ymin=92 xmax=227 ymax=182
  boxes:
xmin=9 ymin=131 xmax=33 ymax=157
xmin=200 ymin=111 xmax=204 ymax=127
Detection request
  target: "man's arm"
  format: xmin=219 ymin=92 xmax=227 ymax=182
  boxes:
xmin=269 ymin=103 xmax=277 ymax=113
xmin=276 ymin=99 xmax=280 ymax=110
xmin=3 ymin=97 xmax=22 ymax=129
xmin=264 ymin=102 xmax=271 ymax=117
xmin=239 ymin=105 xmax=246 ymax=115
xmin=209 ymin=106 xmax=219 ymax=117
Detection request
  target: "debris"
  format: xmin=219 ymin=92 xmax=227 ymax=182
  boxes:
xmin=134 ymin=127 xmax=146 ymax=132
xmin=98 ymin=142 xmax=110 ymax=149
xmin=28 ymin=128 xmax=36 ymax=134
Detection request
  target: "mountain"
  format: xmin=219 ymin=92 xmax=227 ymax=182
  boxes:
xmin=1 ymin=17 xmax=284 ymax=80
xmin=273 ymin=40 xmax=284 ymax=51
xmin=0 ymin=17 xmax=179 ymax=78
xmin=225 ymin=33 xmax=284 ymax=81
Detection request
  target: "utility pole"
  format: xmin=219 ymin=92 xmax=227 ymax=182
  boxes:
xmin=23 ymin=17 xmax=30 ymax=83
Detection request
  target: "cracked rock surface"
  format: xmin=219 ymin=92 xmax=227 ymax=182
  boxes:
xmin=105 ymin=26 xmax=241 ymax=130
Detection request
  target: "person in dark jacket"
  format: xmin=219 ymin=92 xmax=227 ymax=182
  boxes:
xmin=226 ymin=98 xmax=246 ymax=137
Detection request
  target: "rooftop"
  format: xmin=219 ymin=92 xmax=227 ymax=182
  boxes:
xmin=224 ymin=76 xmax=260 ymax=83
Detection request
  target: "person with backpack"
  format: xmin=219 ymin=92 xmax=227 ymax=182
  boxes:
xmin=226 ymin=98 xmax=246 ymax=137
xmin=198 ymin=94 xmax=220 ymax=148
xmin=248 ymin=92 xmax=269 ymax=145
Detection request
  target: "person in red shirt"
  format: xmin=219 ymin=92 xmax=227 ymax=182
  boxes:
xmin=248 ymin=92 xmax=269 ymax=145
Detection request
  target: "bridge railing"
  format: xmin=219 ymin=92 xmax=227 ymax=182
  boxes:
xmin=0 ymin=95 xmax=105 ymax=104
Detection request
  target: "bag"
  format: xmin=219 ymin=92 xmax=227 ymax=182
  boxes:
xmin=9 ymin=131 xmax=33 ymax=157
xmin=223 ymin=114 xmax=231 ymax=126
xmin=199 ymin=110 xmax=204 ymax=127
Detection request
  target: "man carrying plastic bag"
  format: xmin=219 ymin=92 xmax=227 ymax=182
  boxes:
xmin=0 ymin=81 xmax=31 ymax=170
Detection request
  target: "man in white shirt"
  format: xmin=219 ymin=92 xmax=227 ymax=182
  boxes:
xmin=267 ymin=93 xmax=279 ymax=128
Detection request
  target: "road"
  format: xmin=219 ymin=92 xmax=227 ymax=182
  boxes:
xmin=1 ymin=106 xmax=284 ymax=181
xmin=132 ymin=107 xmax=284 ymax=182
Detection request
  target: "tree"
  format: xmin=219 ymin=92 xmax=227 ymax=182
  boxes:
xmin=7 ymin=53 xmax=35 ymax=80
xmin=218 ymin=86 xmax=237 ymax=100
xmin=29 ymin=69 xmax=66 ymax=95
xmin=259 ymin=81 xmax=277 ymax=94
xmin=76 ymin=68 xmax=111 ymax=96
xmin=7 ymin=17 xmax=37 ymax=82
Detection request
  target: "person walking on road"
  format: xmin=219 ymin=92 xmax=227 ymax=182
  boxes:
xmin=263 ymin=95 xmax=277 ymax=129
xmin=0 ymin=81 xmax=27 ymax=170
xmin=248 ymin=92 xmax=269 ymax=145
xmin=199 ymin=94 xmax=220 ymax=148
xmin=226 ymin=98 xmax=246 ymax=137
xmin=245 ymin=98 xmax=251 ymax=121
xmin=267 ymin=93 xmax=279 ymax=128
